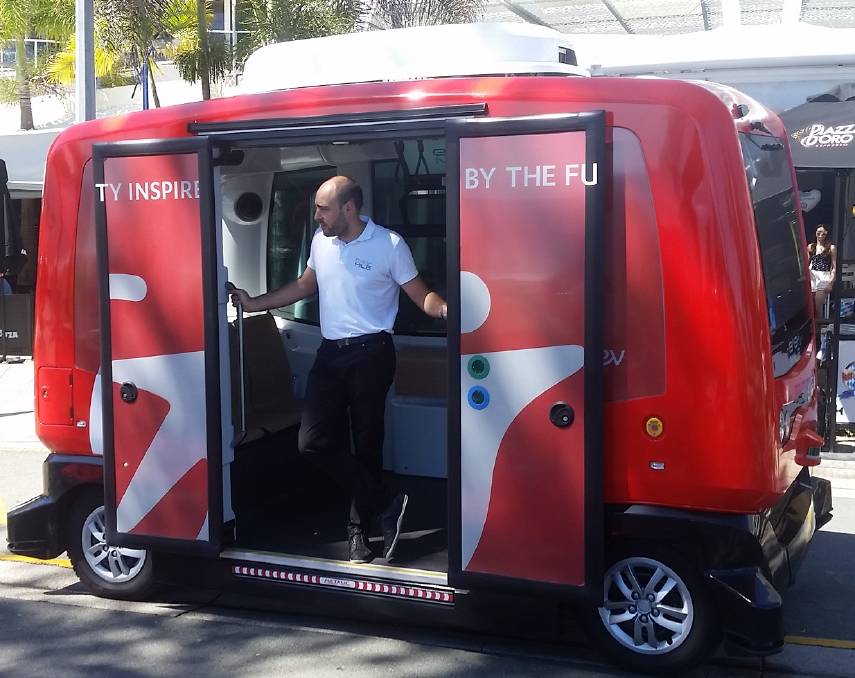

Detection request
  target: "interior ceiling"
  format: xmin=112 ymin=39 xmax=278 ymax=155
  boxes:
xmin=480 ymin=1 xmax=855 ymax=33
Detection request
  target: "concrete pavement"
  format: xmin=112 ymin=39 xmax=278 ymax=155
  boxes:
xmin=1 ymin=557 xmax=850 ymax=678
xmin=5 ymin=359 xmax=855 ymax=675
xmin=0 ymin=359 xmax=47 ymax=453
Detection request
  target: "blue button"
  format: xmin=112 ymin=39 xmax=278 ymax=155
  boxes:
xmin=467 ymin=386 xmax=490 ymax=410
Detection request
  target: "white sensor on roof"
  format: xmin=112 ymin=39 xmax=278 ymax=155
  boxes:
xmin=239 ymin=22 xmax=586 ymax=93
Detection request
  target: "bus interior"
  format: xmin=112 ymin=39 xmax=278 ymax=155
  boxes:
xmin=221 ymin=135 xmax=451 ymax=575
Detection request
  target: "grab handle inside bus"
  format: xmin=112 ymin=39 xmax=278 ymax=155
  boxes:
xmin=227 ymin=281 xmax=246 ymax=444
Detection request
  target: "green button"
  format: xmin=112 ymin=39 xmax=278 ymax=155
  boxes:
xmin=467 ymin=355 xmax=490 ymax=379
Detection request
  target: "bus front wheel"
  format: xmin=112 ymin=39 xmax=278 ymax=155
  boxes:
xmin=587 ymin=543 xmax=720 ymax=673
xmin=66 ymin=489 xmax=155 ymax=600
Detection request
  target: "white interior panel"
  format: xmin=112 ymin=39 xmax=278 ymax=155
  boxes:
xmin=221 ymin=171 xmax=274 ymax=297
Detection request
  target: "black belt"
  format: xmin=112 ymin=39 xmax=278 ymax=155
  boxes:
xmin=323 ymin=332 xmax=389 ymax=348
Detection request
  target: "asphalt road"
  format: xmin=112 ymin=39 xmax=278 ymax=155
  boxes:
xmin=3 ymin=448 xmax=855 ymax=677
xmin=781 ymin=492 xmax=855 ymax=643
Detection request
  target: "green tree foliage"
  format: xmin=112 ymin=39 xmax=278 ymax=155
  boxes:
xmin=369 ymin=0 xmax=484 ymax=29
xmin=0 ymin=0 xmax=73 ymax=129
xmin=48 ymin=33 xmax=128 ymax=87
xmin=95 ymin=0 xmax=173 ymax=107
xmin=234 ymin=0 xmax=364 ymax=70
xmin=49 ymin=0 xmax=211 ymax=108
xmin=167 ymin=0 xmax=231 ymax=99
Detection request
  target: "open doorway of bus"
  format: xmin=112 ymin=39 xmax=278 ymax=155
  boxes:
xmin=223 ymin=136 xmax=452 ymax=572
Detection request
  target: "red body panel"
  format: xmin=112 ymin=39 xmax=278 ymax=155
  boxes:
xmin=33 ymin=75 xmax=816 ymax=514
xmin=458 ymin=130 xmax=589 ymax=585
xmin=35 ymin=367 xmax=73 ymax=426
xmin=99 ymin=152 xmax=211 ymax=540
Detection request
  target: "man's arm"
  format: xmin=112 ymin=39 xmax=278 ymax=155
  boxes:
xmin=230 ymin=267 xmax=318 ymax=313
xmin=401 ymin=276 xmax=447 ymax=320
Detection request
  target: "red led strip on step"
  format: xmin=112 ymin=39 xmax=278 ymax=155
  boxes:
xmin=231 ymin=564 xmax=454 ymax=604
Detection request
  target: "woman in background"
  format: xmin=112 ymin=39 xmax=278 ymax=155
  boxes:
xmin=809 ymin=224 xmax=837 ymax=319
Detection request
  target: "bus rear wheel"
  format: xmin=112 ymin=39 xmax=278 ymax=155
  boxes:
xmin=587 ymin=543 xmax=720 ymax=673
xmin=66 ymin=489 xmax=155 ymax=600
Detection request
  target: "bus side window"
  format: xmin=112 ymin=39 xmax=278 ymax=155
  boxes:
xmin=267 ymin=167 xmax=335 ymax=324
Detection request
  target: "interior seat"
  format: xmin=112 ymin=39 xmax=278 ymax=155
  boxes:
xmin=394 ymin=345 xmax=447 ymax=399
xmin=230 ymin=312 xmax=302 ymax=445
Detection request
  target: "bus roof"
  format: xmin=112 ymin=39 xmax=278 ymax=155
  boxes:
xmin=238 ymin=22 xmax=587 ymax=93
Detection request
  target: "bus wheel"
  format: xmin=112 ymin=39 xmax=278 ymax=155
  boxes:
xmin=66 ymin=489 xmax=155 ymax=600
xmin=587 ymin=545 xmax=719 ymax=673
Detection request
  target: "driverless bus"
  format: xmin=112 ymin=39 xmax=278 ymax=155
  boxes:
xmin=6 ymin=23 xmax=832 ymax=673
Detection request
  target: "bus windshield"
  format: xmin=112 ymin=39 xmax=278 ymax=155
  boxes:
xmin=740 ymin=133 xmax=811 ymax=377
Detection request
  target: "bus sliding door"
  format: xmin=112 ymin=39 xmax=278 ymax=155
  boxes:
xmin=446 ymin=112 xmax=605 ymax=600
xmin=93 ymin=138 xmax=224 ymax=555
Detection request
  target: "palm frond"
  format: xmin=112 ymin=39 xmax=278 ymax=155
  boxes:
xmin=370 ymin=0 xmax=483 ymax=29
xmin=47 ymin=34 xmax=125 ymax=85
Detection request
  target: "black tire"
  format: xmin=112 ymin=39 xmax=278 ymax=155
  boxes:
xmin=66 ymin=488 xmax=156 ymax=600
xmin=585 ymin=541 xmax=721 ymax=674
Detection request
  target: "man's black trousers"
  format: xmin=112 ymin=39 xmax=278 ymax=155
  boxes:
xmin=297 ymin=333 xmax=396 ymax=531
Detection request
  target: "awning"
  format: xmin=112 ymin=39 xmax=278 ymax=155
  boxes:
xmin=0 ymin=128 xmax=63 ymax=198
xmin=1 ymin=159 xmax=26 ymax=276
xmin=780 ymin=85 xmax=855 ymax=169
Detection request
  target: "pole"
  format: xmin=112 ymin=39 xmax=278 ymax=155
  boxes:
xmin=74 ymin=0 xmax=96 ymax=121
xmin=1 ymin=290 xmax=7 ymax=363
xmin=225 ymin=0 xmax=237 ymax=53
xmin=141 ymin=58 xmax=149 ymax=110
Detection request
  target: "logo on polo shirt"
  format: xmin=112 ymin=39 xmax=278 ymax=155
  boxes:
xmin=354 ymin=257 xmax=374 ymax=271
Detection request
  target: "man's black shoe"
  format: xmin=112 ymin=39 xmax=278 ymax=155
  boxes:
xmin=348 ymin=529 xmax=373 ymax=563
xmin=380 ymin=493 xmax=408 ymax=559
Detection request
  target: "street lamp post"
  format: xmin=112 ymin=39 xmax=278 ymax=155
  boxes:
xmin=74 ymin=0 xmax=95 ymax=121
xmin=139 ymin=37 xmax=167 ymax=111
xmin=140 ymin=48 xmax=153 ymax=110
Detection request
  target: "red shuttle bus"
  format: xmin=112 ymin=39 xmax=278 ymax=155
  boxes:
xmin=6 ymin=24 xmax=833 ymax=673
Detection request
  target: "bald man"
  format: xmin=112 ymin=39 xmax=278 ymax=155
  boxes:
xmin=231 ymin=176 xmax=447 ymax=563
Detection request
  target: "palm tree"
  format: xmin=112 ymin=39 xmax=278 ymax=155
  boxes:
xmin=195 ymin=0 xmax=211 ymax=99
xmin=47 ymin=33 xmax=126 ymax=88
xmin=167 ymin=0 xmax=232 ymax=100
xmin=233 ymin=0 xmax=484 ymax=74
xmin=95 ymin=0 xmax=174 ymax=108
xmin=233 ymin=0 xmax=364 ymax=71
xmin=50 ymin=1 xmax=233 ymax=105
xmin=49 ymin=0 xmax=204 ymax=108
xmin=369 ymin=0 xmax=483 ymax=28
xmin=0 ymin=0 xmax=73 ymax=129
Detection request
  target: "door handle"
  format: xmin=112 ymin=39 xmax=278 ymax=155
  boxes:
xmin=549 ymin=402 xmax=574 ymax=428
xmin=120 ymin=382 xmax=138 ymax=404
xmin=227 ymin=281 xmax=247 ymax=444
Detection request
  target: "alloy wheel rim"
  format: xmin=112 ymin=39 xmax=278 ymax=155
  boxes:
xmin=81 ymin=506 xmax=147 ymax=584
xmin=598 ymin=556 xmax=694 ymax=655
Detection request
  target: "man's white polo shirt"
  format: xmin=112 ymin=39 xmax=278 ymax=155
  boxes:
xmin=307 ymin=217 xmax=419 ymax=340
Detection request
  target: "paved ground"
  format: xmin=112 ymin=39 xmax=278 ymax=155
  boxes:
xmin=0 ymin=359 xmax=45 ymax=529
xmin=5 ymin=359 xmax=855 ymax=676
xmin=3 ymin=556 xmax=855 ymax=678
xmin=0 ymin=358 xmax=47 ymax=454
